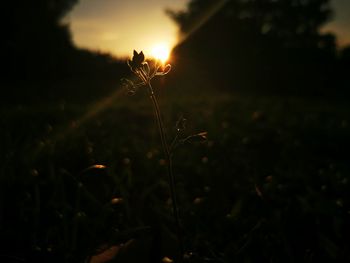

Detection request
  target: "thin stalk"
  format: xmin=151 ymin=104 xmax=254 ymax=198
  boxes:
xmin=147 ymin=83 xmax=184 ymax=261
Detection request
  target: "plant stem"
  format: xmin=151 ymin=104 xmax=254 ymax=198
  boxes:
xmin=147 ymin=83 xmax=184 ymax=261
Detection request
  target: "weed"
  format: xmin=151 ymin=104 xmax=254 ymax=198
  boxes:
xmin=122 ymin=50 xmax=185 ymax=261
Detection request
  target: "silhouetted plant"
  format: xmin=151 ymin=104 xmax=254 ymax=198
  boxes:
xmin=122 ymin=50 xmax=184 ymax=261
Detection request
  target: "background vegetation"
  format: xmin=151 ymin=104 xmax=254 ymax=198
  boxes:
xmin=1 ymin=0 xmax=349 ymax=262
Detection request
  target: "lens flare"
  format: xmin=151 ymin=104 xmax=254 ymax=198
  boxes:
xmin=151 ymin=43 xmax=170 ymax=63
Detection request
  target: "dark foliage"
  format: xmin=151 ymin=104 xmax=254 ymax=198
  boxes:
xmin=1 ymin=0 xmax=350 ymax=262
xmin=166 ymin=0 xmax=350 ymax=97
xmin=0 ymin=0 xmax=128 ymax=103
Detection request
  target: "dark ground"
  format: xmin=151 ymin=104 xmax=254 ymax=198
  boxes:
xmin=1 ymin=83 xmax=349 ymax=262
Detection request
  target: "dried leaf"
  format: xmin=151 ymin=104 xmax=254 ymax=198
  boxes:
xmin=255 ymin=184 xmax=263 ymax=198
xmin=162 ymin=256 xmax=174 ymax=263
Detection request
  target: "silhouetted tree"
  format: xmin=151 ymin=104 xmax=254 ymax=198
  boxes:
xmin=2 ymin=0 xmax=79 ymax=80
xmin=169 ymin=0 xmax=333 ymax=48
xmin=335 ymin=45 xmax=350 ymax=94
xmin=1 ymin=0 xmax=129 ymax=103
xmin=168 ymin=0 xmax=337 ymax=95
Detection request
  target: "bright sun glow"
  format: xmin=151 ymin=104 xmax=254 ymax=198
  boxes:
xmin=150 ymin=43 xmax=171 ymax=63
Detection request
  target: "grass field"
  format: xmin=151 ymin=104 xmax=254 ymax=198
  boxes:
xmin=1 ymin=89 xmax=349 ymax=262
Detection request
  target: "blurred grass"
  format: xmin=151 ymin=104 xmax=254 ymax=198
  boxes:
xmin=1 ymin=89 xmax=349 ymax=262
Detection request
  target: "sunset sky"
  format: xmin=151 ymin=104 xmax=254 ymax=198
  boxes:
xmin=66 ymin=0 xmax=350 ymax=58
xmin=322 ymin=0 xmax=350 ymax=47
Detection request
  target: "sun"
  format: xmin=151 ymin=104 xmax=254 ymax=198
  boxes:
xmin=150 ymin=43 xmax=171 ymax=63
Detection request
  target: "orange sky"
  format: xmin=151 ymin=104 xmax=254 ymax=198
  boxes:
xmin=66 ymin=0 xmax=350 ymax=58
xmin=66 ymin=0 xmax=188 ymax=59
